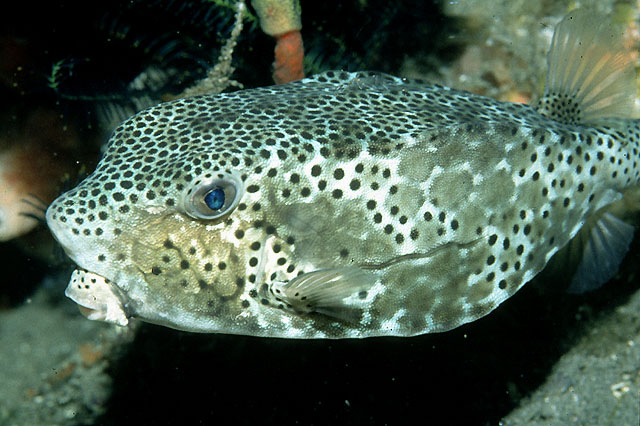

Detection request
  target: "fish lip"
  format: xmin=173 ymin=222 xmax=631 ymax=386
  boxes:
xmin=71 ymin=262 xmax=121 ymax=290
xmin=72 ymin=265 xmax=113 ymax=283
xmin=69 ymin=263 xmax=122 ymax=295
xmin=65 ymin=265 xmax=130 ymax=326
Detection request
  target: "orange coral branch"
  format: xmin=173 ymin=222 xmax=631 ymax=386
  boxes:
xmin=251 ymin=0 xmax=304 ymax=84
xmin=273 ymin=30 xmax=304 ymax=84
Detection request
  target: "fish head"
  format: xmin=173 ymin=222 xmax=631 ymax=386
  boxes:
xmin=45 ymin=93 xmax=314 ymax=332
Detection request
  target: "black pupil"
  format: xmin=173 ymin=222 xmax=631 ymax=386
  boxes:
xmin=204 ymin=187 xmax=225 ymax=210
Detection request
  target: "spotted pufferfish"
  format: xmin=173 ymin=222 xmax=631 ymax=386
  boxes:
xmin=46 ymin=10 xmax=640 ymax=338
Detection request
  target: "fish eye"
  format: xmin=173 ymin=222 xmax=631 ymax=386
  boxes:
xmin=183 ymin=174 xmax=243 ymax=220
xmin=204 ymin=187 xmax=225 ymax=210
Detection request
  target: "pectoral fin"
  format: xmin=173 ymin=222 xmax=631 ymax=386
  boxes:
xmin=269 ymin=267 xmax=378 ymax=322
xmin=568 ymin=212 xmax=634 ymax=293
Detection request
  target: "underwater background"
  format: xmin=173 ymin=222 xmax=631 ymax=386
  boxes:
xmin=0 ymin=0 xmax=639 ymax=424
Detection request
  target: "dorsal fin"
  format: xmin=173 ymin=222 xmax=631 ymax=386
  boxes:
xmin=536 ymin=9 xmax=638 ymax=124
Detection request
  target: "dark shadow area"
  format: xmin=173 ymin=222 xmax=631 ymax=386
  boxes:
xmin=297 ymin=0 xmax=464 ymax=74
xmin=0 ymin=240 xmax=51 ymax=308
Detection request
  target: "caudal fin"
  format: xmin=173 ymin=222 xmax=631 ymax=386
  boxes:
xmin=536 ymin=9 xmax=637 ymax=124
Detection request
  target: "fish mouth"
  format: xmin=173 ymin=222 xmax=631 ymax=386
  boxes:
xmin=64 ymin=266 xmax=130 ymax=326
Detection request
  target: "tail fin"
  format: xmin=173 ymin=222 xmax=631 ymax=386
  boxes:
xmin=536 ymin=9 xmax=637 ymax=124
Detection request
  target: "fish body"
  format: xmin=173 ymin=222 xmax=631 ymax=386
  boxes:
xmin=47 ymin=10 xmax=640 ymax=338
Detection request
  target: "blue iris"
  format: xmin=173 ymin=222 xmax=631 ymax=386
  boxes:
xmin=204 ymin=187 xmax=225 ymax=210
